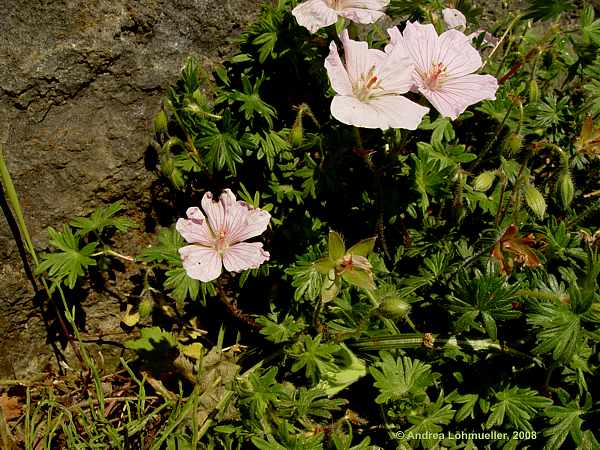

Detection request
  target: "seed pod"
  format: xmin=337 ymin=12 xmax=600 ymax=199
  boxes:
xmin=473 ymin=170 xmax=497 ymax=192
xmin=523 ymin=183 xmax=546 ymax=219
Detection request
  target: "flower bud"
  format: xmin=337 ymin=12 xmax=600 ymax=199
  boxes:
xmin=379 ymin=296 xmax=411 ymax=319
xmin=473 ymin=171 xmax=496 ymax=192
xmin=558 ymin=170 xmax=574 ymax=209
xmin=505 ymin=133 xmax=523 ymax=155
xmin=154 ymin=110 xmax=168 ymax=134
xmin=523 ymin=183 xmax=546 ymax=219
xmin=139 ymin=295 xmax=154 ymax=319
xmin=529 ymin=80 xmax=540 ymax=103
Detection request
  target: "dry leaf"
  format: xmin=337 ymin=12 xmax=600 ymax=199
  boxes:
xmin=0 ymin=393 xmax=22 ymax=421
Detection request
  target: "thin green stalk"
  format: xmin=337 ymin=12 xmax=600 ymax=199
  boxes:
xmin=471 ymin=100 xmax=515 ymax=172
xmin=0 ymin=144 xmax=36 ymax=260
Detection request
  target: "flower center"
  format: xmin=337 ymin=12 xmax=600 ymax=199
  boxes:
xmin=215 ymin=230 xmax=229 ymax=253
xmin=328 ymin=0 xmax=342 ymax=10
xmin=422 ymin=63 xmax=447 ymax=90
xmin=353 ymin=65 xmax=382 ymax=101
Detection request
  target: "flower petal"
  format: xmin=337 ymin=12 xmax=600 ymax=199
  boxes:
xmin=400 ymin=21 xmax=440 ymax=75
xmin=421 ymin=73 xmax=498 ymax=120
xmin=222 ymin=242 xmax=270 ymax=273
xmin=179 ymin=245 xmax=222 ymax=282
xmin=292 ymin=0 xmax=338 ymax=33
xmin=442 ymin=8 xmax=466 ymax=30
xmin=224 ymin=201 xmax=271 ymax=244
xmin=437 ymin=29 xmax=482 ymax=77
xmin=331 ymin=94 xmax=428 ymax=130
xmin=340 ymin=29 xmax=385 ymax=85
xmin=375 ymin=29 xmax=414 ymax=93
xmin=201 ymin=189 xmax=236 ymax=234
xmin=176 ymin=207 xmax=214 ymax=246
xmin=325 ymin=41 xmax=353 ymax=96
xmin=338 ymin=0 xmax=389 ymax=23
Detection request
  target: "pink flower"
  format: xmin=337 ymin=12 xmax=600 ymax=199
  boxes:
xmin=176 ymin=189 xmax=271 ymax=282
xmin=324 ymin=29 xmax=429 ymax=130
xmin=292 ymin=0 xmax=389 ymax=34
xmin=389 ymin=22 xmax=498 ymax=120
xmin=442 ymin=8 xmax=466 ymax=30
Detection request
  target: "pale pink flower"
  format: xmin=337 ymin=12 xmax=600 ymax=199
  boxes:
xmin=292 ymin=0 xmax=389 ymax=34
xmin=388 ymin=22 xmax=498 ymax=120
xmin=176 ymin=189 xmax=270 ymax=282
xmin=442 ymin=8 xmax=466 ymax=30
xmin=324 ymin=29 xmax=429 ymax=130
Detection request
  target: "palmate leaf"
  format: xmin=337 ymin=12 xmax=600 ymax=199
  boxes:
xmin=256 ymin=314 xmax=306 ymax=343
xmin=230 ymin=75 xmax=277 ymax=128
xmin=239 ymin=367 xmax=286 ymax=420
xmin=37 ymin=226 xmax=97 ymax=289
xmin=70 ymin=201 xmax=135 ymax=236
xmin=138 ymin=227 xmax=184 ymax=264
xmin=485 ymin=386 xmax=552 ymax=432
xmin=527 ymin=300 xmax=583 ymax=361
xmin=289 ymin=335 xmax=341 ymax=384
xmin=543 ymin=400 xmax=586 ymax=449
xmin=164 ymin=267 xmax=200 ymax=305
xmin=250 ymin=129 xmax=291 ymax=170
xmin=280 ymin=387 xmax=346 ymax=422
xmin=447 ymin=269 xmax=521 ymax=340
xmin=369 ymin=352 xmax=435 ymax=404
xmin=197 ymin=111 xmax=244 ymax=175
xmin=285 ymin=257 xmax=323 ymax=302
xmin=406 ymin=393 xmax=455 ymax=449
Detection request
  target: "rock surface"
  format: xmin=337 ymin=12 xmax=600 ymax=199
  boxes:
xmin=0 ymin=0 xmax=263 ymax=378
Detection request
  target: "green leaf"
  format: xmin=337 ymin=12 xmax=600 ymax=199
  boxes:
xmin=197 ymin=111 xmax=244 ymax=175
xmin=286 ymin=258 xmax=323 ymax=302
xmin=406 ymin=394 xmax=455 ymax=448
xmin=164 ymin=267 xmax=200 ymax=305
xmin=289 ymin=335 xmax=340 ymax=384
xmin=124 ymin=326 xmax=177 ymax=352
xmin=230 ymin=75 xmax=277 ymax=127
xmin=543 ymin=401 xmax=585 ymax=449
xmin=138 ymin=227 xmax=184 ymax=264
xmin=256 ymin=314 xmax=306 ymax=344
xmin=369 ymin=352 xmax=435 ymax=404
xmin=70 ymin=201 xmax=135 ymax=236
xmin=37 ymin=226 xmax=97 ymax=289
xmin=527 ymin=301 xmax=583 ymax=361
xmin=316 ymin=344 xmax=366 ymax=396
xmin=485 ymin=386 xmax=552 ymax=431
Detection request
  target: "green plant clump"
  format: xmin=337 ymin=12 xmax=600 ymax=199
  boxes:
xmin=2 ymin=0 xmax=600 ymax=449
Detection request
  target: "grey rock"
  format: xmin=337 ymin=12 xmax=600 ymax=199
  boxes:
xmin=0 ymin=0 xmax=264 ymax=378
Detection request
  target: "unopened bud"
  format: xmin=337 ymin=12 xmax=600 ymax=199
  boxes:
xmin=506 ymin=133 xmax=523 ymax=155
xmin=558 ymin=170 xmax=574 ymax=209
xmin=473 ymin=171 xmax=496 ymax=192
xmin=379 ymin=296 xmax=411 ymax=319
xmin=523 ymin=183 xmax=546 ymax=219
xmin=529 ymin=80 xmax=540 ymax=103
xmin=139 ymin=296 xmax=154 ymax=319
xmin=154 ymin=110 xmax=168 ymax=134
